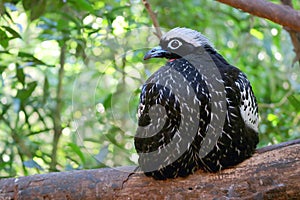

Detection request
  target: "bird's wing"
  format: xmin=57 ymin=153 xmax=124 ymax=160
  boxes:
xmin=235 ymin=72 xmax=259 ymax=132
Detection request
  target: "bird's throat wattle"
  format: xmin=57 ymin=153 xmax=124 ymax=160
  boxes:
xmin=168 ymin=58 xmax=177 ymax=62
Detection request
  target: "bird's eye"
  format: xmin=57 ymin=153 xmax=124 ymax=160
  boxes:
xmin=168 ymin=39 xmax=182 ymax=50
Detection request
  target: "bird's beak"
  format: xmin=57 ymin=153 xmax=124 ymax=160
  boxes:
xmin=143 ymin=46 xmax=171 ymax=60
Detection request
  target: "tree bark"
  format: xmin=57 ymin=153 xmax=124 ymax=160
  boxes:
xmin=0 ymin=139 xmax=299 ymax=200
xmin=216 ymin=0 xmax=300 ymax=32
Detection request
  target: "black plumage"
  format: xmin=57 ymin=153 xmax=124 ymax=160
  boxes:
xmin=134 ymin=27 xmax=259 ymax=180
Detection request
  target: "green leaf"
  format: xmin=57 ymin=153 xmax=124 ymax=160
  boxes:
xmin=31 ymin=0 xmax=46 ymax=21
xmin=57 ymin=18 xmax=71 ymax=33
xmin=103 ymin=93 xmax=112 ymax=110
xmin=0 ymin=104 xmax=11 ymax=119
xmin=68 ymin=0 xmax=94 ymax=13
xmin=0 ymin=65 xmax=7 ymax=74
xmin=0 ymin=29 xmax=9 ymax=48
xmin=23 ymin=0 xmax=47 ymax=21
xmin=22 ymin=0 xmax=32 ymax=10
xmin=287 ymin=95 xmax=300 ymax=111
xmin=18 ymin=52 xmax=54 ymax=67
xmin=1 ymin=26 xmax=22 ymax=39
xmin=0 ymin=50 xmax=10 ymax=54
xmin=42 ymin=76 xmax=49 ymax=104
xmin=55 ymin=12 xmax=83 ymax=32
xmin=16 ymin=81 xmax=37 ymax=101
xmin=67 ymin=143 xmax=86 ymax=163
xmin=16 ymin=65 xmax=25 ymax=85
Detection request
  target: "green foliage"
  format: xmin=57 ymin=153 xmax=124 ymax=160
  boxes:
xmin=0 ymin=0 xmax=299 ymax=177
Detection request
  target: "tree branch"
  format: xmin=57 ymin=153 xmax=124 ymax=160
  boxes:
xmin=0 ymin=140 xmax=299 ymax=199
xmin=142 ymin=0 xmax=162 ymax=39
xmin=280 ymin=0 xmax=300 ymax=66
xmin=216 ymin=0 xmax=300 ymax=32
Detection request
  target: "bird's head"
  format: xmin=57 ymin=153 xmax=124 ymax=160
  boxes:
xmin=144 ymin=27 xmax=213 ymax=61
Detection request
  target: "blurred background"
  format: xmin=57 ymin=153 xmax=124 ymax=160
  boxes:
xmin=0 ymin=0 xmax=299 ymax=177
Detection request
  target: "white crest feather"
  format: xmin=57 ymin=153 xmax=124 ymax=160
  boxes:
xmin=162 ymin=27 xmax=213 ymax=48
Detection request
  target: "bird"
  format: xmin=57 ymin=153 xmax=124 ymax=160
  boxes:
xmin=134 ymin=27 xmax=259 ymax=180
